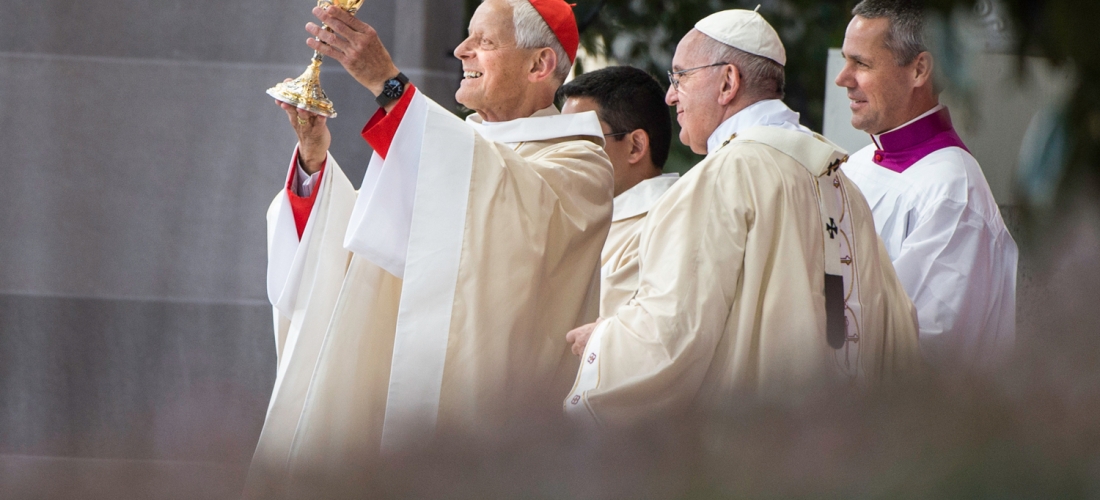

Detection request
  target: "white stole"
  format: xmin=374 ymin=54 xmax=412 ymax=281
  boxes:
xmin=267 ymin=150 xmax=332 ymax=320
xmin=732 ymin=127 xmax=866 ymax=365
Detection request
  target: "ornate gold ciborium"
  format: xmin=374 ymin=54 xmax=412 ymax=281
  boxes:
xmin=267 ymin=0 xmax=365 ymax=118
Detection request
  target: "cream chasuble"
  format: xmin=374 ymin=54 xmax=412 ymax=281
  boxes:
xmin=600 ymin=173 xmax=678 ymax=317
xmin=248 ymin=88 xmax=612 ymax=494
xmin=565 ymin=126 xmax=921 ymax=427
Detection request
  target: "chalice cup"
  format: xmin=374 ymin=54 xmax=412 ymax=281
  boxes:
xmin=267 ymin=0 xmax=366 ymax=118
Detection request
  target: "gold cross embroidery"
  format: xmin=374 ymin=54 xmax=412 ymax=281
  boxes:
xmin=719 ymin=133 xmax=738 ymax=150
xmin=826 ymin=154 xmax=849 ymax=175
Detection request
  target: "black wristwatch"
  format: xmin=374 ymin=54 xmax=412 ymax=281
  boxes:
xmin=376 ymin=72 xmax=409 ymax=108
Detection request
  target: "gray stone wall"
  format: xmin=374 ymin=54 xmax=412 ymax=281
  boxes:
xmin=0 ymin=1 xmax=463 ymax=497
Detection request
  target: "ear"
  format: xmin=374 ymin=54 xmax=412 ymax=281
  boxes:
xmin=912 ymin=51 xmax=934 ymax=89
xmin=717 ymin=64 xmax=740 ymax=106
xmin=528 ymin=47 xmax=558 ymax=82
xmin=626 ymin=129 xmax=650 ymax=165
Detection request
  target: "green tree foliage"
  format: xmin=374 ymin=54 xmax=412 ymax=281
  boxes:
xmin=571 ymin=0 xmax=1100 ymax=205
xmin=985 ymin=0 xmax=1100 ymax=211
xmin=572 ymin=0 xmax=856 ymax=172
xmin=462 ymin=0 xmax=1099 ymax=202
xmin=574 ymin=0 xmax=850 ymax=129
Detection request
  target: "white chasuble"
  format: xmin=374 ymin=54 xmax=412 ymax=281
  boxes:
xmin=599 ymin=173 xmax=678 ymax=317
xmin=565 ymin=126 xmax=922 ymax=428
xmin=247 ymin=89 xmax=612 ymax=494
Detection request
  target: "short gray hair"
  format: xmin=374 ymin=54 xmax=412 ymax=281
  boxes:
xmin=508 ymin=0 xmax=573 ymax=83
xmin=695 ymin=31 xmax=785 ymax=101
xmin=852 ymin=0 xmax=927 ymax=66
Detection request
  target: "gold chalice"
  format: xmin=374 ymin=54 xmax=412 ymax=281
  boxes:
xmin=267 ymin=0 xmax=365 ymax=118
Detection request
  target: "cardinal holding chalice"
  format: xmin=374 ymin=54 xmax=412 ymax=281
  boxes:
xmin=248 ymin=0 xmax=607 ymax=495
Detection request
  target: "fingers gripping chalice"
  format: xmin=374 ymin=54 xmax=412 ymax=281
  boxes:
xmin=267 ymin=0 xmax=365 ymax=118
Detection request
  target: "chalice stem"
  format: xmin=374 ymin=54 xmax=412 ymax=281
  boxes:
xmin=265 ymin=0 xmax=363 ymax=118
xmin=265 ymin=50 xmax=337 ymax=118
xmin=310 ymin=23 xmax=336 ymax=63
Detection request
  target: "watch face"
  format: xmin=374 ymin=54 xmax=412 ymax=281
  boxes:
xmin=384 ymin=79 xmax=403 ymax=98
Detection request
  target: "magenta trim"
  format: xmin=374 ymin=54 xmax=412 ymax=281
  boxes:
xmin=870 ymin=108 xmax=970 ymax=173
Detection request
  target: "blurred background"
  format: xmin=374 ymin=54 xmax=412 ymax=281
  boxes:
xmin=3 ymin=0 xmax=1099 ymax=497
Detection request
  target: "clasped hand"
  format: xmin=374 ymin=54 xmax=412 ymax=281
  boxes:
xmin=566 ymin=318 xmax=605 ymax=357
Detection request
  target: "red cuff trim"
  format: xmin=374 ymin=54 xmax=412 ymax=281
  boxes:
xmin=361 ymin=83 xmax=417 ymax=159
xmin=286 ymin=149 xmax=326 ymax=240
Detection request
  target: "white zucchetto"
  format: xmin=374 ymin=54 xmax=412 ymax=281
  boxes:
xmin=694 ymin=8 xmax=787 ymax=66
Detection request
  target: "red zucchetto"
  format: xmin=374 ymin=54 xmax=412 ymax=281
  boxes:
xmin=527 ymin=0 xmax=579 ymax=63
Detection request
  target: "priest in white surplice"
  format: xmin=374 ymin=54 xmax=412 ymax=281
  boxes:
xmin=564 ymin=9 xmax=922 ymax=428
xmin=558 ymin=66 xmax=679 ymax=320
xmin=247 ymin=0 xmax=613 ymax=493
xmin=836 ymin=0 xmax=1017 ymax=372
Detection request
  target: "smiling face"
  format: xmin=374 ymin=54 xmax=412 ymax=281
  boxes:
xmin=835 ymin=16 xmax=919 ymax=134
xmin=665 ymin=31 xmax=727 ymax=155
xmin=453 ymin=0 xmax=538 ymax=120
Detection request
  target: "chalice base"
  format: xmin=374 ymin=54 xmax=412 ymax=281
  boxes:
xmin=267 ymin=59 xmax=337 ymax=118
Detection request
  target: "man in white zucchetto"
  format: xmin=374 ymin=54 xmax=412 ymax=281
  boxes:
xmin=246 ymin=0 xmax=613 ymax=495
xmin=563 ymin=8 xmax=922 ymax=428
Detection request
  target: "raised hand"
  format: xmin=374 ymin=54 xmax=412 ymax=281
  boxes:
xmin=306 ymin=5 xmax=400 ymax=97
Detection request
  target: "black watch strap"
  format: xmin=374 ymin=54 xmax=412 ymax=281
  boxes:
xmin=376 ymin=72 xmax=410 ymax=108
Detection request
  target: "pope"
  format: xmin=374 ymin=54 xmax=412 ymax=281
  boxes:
xmin=564 ymin=9 xmax=922 ymax=427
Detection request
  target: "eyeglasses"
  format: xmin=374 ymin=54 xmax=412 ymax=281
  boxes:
xmin=603 ymin=131 xmax=631 ymax=139
xmin=667 ymin=62 xmax=729 ymax=90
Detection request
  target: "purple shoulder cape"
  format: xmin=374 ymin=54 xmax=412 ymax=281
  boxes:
xmin=870 ymin=107 xmax=969 ymax=173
